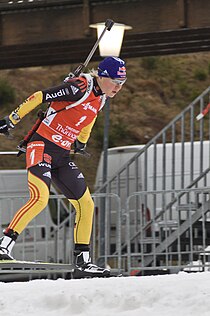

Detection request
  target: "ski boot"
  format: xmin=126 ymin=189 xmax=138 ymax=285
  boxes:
xmin=0 ymin=229 xmax=18 ymax=260
xmin=73 ymin=250 xmax=110 ymax=279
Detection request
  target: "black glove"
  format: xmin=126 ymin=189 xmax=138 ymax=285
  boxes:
xmin=0 ymin=116 xmax=14 ymax=136
xmin=73 ymin=139 xmax=90 ymax=158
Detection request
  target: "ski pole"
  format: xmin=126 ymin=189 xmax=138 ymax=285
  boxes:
xmin=196 ymin=103 xmax=210 ymax=121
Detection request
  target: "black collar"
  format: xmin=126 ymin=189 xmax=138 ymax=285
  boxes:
xmin=92 ymin=77 xmax=103 ymax=96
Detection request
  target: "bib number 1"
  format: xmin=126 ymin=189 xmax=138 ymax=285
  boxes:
xmin=26 ymin=141 xmax=45 ymax=169
xmin=75 ymin=116 xmax=87 ymax=127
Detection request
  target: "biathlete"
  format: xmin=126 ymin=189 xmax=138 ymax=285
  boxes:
xmin=0 ymin=56 xmax=127 ymax=278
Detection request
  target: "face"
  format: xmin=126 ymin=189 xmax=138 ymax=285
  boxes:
xmin=97 ymin=77 xmax=126 ymax=98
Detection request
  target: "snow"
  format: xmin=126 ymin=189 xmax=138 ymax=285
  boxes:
xmin=1 ymin=272 xmax=210 ymax=316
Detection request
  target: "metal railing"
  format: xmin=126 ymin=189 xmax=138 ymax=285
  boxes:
xmin=124 ymin=187 xmax=210 ymax=275
xmin=94 ymin=86 xmax=210 ymax=274
xmin=0 ymin=192 xmax=75 ymax=263
xmin=95 ymin=86 xmax=210 ymax=198
xmin=0 ymin=181 xmax=123 ymax=273
xmin=0 ymin=176 xmax=210 ymax=275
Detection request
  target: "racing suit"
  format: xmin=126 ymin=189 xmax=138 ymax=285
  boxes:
xmin=4 ymin=74 xmax=106 ymax=248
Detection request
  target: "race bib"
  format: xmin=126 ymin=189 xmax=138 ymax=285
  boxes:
xmin=26 ymin=141 xmax=45 ymax=169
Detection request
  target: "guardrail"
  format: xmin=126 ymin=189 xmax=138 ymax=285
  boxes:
xmin=0 ymin=186 xmax=210 ymax=276
xmin=1 ymin=153 xmax=210 ymax=276
xmin=0 ymin=184 xmax=123 ymax=273
xmin=125 ymin=187 xmax=210 ymax=276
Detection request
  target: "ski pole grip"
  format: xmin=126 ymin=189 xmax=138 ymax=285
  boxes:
xmin=105 ymin=19 xmax=114 ymax=31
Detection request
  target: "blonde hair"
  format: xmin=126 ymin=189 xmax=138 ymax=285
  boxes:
xmin=89 ymin=68 xmax=99 ymax=78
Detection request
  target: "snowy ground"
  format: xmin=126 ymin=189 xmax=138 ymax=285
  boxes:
xmin=0 ymin=272 xmax=210 ymax=316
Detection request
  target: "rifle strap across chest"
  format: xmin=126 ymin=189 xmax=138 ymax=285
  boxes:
xmin=46 ymin=74 xmax=95 ymax=117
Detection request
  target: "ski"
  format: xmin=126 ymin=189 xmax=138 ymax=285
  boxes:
xmin=0 ymin=260 xmax=74 ymax=282
xmin=0 ymin=260 xmax=74 ymax=273
xmin=0 ymin=260 xmax=123 ymax=280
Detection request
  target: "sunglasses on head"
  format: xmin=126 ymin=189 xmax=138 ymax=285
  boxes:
xmin=110 ymin=77 xmax=127 ymax=86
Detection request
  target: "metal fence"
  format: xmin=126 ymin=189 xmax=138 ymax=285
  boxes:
xmin=0 ymin=175 xmax=210 ymax=276
xmin=124 ymin=188 xmax=210 ymax=275
xmin=95 ymin=86 xmax=210 ymax=198
xmin=0 ymin=188 xmax=123 ymax=273
xmin=94 ymin=86 xmax=210 ymax=273
xmin=0 ymin=192 xmax=75 ymax=264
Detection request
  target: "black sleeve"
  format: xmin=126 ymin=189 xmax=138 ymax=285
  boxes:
xmin=42 ymin=78 xmax=85 ymax=103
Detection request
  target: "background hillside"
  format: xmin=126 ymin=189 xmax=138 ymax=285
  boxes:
xmin=0 ymin=52 xmax=209 ymax=191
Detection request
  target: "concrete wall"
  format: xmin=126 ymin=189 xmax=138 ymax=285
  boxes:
xmin=0 ymin=0 xmax=210 ymax=46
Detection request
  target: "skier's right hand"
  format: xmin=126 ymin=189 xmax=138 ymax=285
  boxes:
xmin=74 ymin=139 xmax=87 ymax=154
xmin=0 ymin=116 xmax=14 ymax=136
xmin=73 ymin=139 xmax=91 ymax=158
